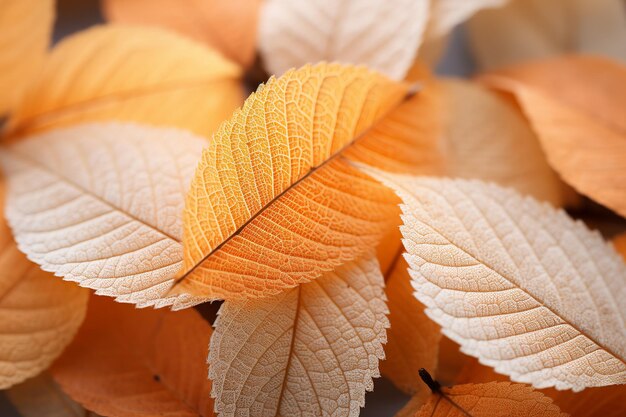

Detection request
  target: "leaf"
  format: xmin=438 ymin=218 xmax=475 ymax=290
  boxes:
xmin=51 ymin=294 xmax=215 ymax=417
xmin=0 ymin=183 xmax=88 ymax=389
xmin=437 ymin=79 xmax=569 ymax=207
xmin=0 ymin=123 xmax=208 ymax=309
xmin=456 ymin=358 xmax=626 ymax=417
xmin=170 ymin=63 xmax=431 ymax=301
xmin=405 ymin=382 xmax=568 ymax=417
xmin=6 ymin=373 xmax=92 ymax=417
xmin=467 ymin=0 xmax=626 ymax=70
xmin=0 ymin=0 xmax=54 ymax=114
xmin=208 ymin=253 xmax=388 ymax=417
xmin=480 ymin=56 xmax=626 ymax=218
xmin=424 ymin=0 xmax=508 ymax=39
xmin=614 ymin=233 xmax=626 ymax=258
xmin=5 ymin=25 xmax=243 ymax=138
xmin=102 ymin=0 xmax=261 ymax=67
xmin=258 ymin=0 xmax=430 ymax=80
xmin=380 ymin=255 xmax=442 ymax=395
xmin=363 ymin=171 xmax=626 ymax=391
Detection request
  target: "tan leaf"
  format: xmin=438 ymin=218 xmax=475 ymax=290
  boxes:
xmin=5 ymin=25 xmax=243 ymax=138
xmin=0 ymin=184 xmax=88 ymax=389
xmin=467 ymin=0 xmax=626 ymax=70
xmin=0 ymin=123 xmax=208 ymax=308
xmin=364 ymin=172 xmax=626 ymax=391
xmin=208 ymin=254 xmax=388 ymax=417
xmin=170 ymin=63 xmax=444 ymax=301
xmin=425 ymin=0 xmax=508 ymax=39
xmin=437 ymin=79 xmax=568 ymax=206
xmin=480 ymin=56 xmax=626 ymax=218
xmin=102 ymin=0 xmax=261 ymax=67
xmin=406 ymin=381 xmax=567 ymax=417
xmin=0 ymin=0 xmax=54 ymax=114
xmin=51 ymin=294 xmax=214 ymax=417
xmin=6 ymin=372 xmax=91 ymax=417
xmin=258 ymin=0 xmax=430 ymax=80
xmin=381 ymin=254 xmax=442 ymax=395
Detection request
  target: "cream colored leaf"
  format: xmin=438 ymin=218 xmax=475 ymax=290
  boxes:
xmin=6 ymin=373 xmax=91 ymax=417
xmin=102 ymin=0 xmax=261 ymax=67
xmin=258 ymin=0 xmax=430 ymax=80
xmin=0 ymin=123 xmax=208 ymax=309
xmin=438 ymin=79 xmax=568 ymax=207
xmin=0 ymin=184 xmax=88 ymax=389
xmin=408 ymin=382 xmax=568 ymax=417
xmin=364 ymin=172 xmax=626 ymax=391
xmin=170 ymin=63 xmax=412 ymax=301
xmin=467 ymin=0 xmax=626 ymax=70
xmin=209 ymin=253 xmax=388 ymax=417
xmin=0 ymin=0 xmax=54 ymax=114
xmin=6 ymin=25 xmax=243 ymax=138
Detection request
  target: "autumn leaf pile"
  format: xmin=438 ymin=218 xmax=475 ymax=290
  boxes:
xmin=0 ymin=1 xmax=625 ymax=416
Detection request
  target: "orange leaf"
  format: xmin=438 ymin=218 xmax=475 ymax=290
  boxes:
xmin=51 ymin=294 xmax=214 ymax=417
xmin=169 ymin=63 xmax=443 ymax=301
xmin=0 ymin=183 xmax=88 ymax=389
xmin=0 ymin=0 xmax=54 ymax=115
xmin=6 ymin=25 xmax=243 ymax=138
xmin=480 ymin=55 xmax=626 ymax=217
xmin=102 ymin=0 xmax=261 ymax=67
xmin=405 ymin=381 xmax=568 ymax=417
xmin=614 ymin=233 xmax=626 ymax=259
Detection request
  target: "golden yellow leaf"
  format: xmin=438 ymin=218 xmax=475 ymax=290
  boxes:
xmin=381 ymin=255 xmax=441 ymax=395
xmin=480 ymin=56 xmax=626 ymax=218
xmin=209 ymin=253 xmax=388 ymax=417
xmin=6 ymin=372 xmax=92 ymax=417
xmin=258 ymin=0 xmax=430 ymax=80
xmin=437 ymin=78 xmax=568 ymax=206
xmin=51 ymin=294 xmax=215 ymax=417
xmin=406 ymin=381 xmax=567 ymax=417
xmin=0 ymin=0 xmax=54 ymax=115
xmin=102 ymin=0 xmax=261 ymax=67
xmin=467 ymin=0 xmax=626 ymax=70
xmin=170 ymin=63 xmax=415 ymax=301
xmin=0 ymin=123 xmax=208 ymax=308
xmin=5 ymin=25 xmax=243 ymax=138
xmin=0 ymin=184 xmax=88 ymax=389
xmin=364 ymin=171 xmax=626 ymax=391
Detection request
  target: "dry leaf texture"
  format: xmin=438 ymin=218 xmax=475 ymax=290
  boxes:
xmin=258 ymin=0 xmax=429 ymax=80
xmin=0 ymin=0 xmax=54 ymax=114
xmin=209 ymin=254 xmax=388 ymax=417
xmin=481 ymin=56 xmax=626 ymax=218
xmin=0 ymin=123 xmax=207 ymax=308
xmin=103 ymin=0 xmax=261 ymax=67
xmin=6 ymin=25 xmax=243 ymax=138
xmin=171 ymin=63 xmax=409 ymax=301
xmin=51 ymin=295 xmax=214 ymax=417
xmin=367 ymin=172 xmax=626 ymax=391
xmin=0 ymin=184 xmax=88 ymax=389
xmin=413 ymin=382 xmax=567 ymax=417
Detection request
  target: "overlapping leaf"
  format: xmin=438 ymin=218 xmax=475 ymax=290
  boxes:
xmin=468 ymin=0 xmax=626 ymax=69
xmin=5 ymin=25 xmax=243 ymax=138
xmin=0 ymin=123 xmax=208 ymax=308
xmin=102 ymin=0 xmax=261 ymax=67
xmin=481 ymin=56 xmax=626 ymax=217
xmin=0 ymin=0 xmax=54 ymax=114
xmin=365 ymin=171 xmax=626 ymax=391
xmin=209 ymin=254 xmax=388 ymax=417
xmin=258 ymin=0 xmax=430 ymax=79
xmin=0 ymin=184 xmax=88 ymax=389
xmin=402 ymin=382 xmax=567 ymax=417
xmin=51 ymin=295 xmax=214 ymax=417
xmin=169 ymin=63 xmax=438 ymax=301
